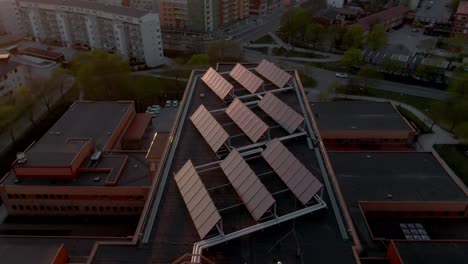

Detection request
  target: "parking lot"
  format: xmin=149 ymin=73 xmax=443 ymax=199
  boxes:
xmin=387 ymin=25 xmax=440 ymax=51
xmin=415 ymin=0 xmax=453 ymax=21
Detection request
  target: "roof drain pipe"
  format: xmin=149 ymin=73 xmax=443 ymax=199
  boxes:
xmin=190 ymin=198 xmax=327 ymax=263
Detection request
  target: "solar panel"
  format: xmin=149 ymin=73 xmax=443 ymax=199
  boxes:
xmin=220 ymin=150 xmax=275 ymax=221
xmin=225 ymin=98 xmax=269 ymax=143
xmin=255 ymin=59 xmax=292 ymax=88
xmin=190 ymin=105 xmax=229 ymax=153
xmin=258 ymin=92 xmax=304 ymax=134
xmin=201 ymin=67 xmax=233 ymax=100
xmin=229 ymin=63 xmax=264 ymax=94
xmin=174 ymin=160 xmax=221 ymax=239
xmin=262 ymin=139 xmax=323 ymax=205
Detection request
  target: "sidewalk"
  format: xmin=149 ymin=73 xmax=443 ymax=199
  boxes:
xmin=334 ymin=94 xmax=459 ymax=151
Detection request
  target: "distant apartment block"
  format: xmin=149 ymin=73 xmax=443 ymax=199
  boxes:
xmin=18 ymin=0 xmax=164 ymax=67
xmin=311 ymin=102 xmax=417 ymax=150
xmin=249 ymin=0 xmax=281 ymax=16
xmin=0 ymin=53 xmax=28 ymax=98
xmin=158 ymin=0 xmax=249 ymax=32
xmin=0 ymin=0 xmax=24 ymax=35
xmin=327 ymin=0 xmax=344 ymax=8
xmin=0 ymin=101 xmax=170 ymax=216
xmin=452 ymin=0 xmax=468 ymax=37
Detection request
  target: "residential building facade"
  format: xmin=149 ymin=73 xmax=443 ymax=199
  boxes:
xmin=158 ymin=0 xmax=249 ymax=32
xmin=356 ymin=5 xmax=409 ymax=31
xmin=452 ymin=0 xmax=468 ymax=37
xmin=249 ymin=0 xmax=282 ymax=16
xmin=18 ymin=0 xmax=164 ymax=67
xmin=0 ymin=54 xmax=28 ymax=98
xmin=0 ymin=0 xmax=24 ymax=35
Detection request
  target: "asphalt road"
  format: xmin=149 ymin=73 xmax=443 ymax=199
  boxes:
xmin=243 ymin=49 xmax=448 ymax=101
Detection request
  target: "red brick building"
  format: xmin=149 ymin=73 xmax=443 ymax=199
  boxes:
xmin=452 ymin=0 xmax=468 ymax=37
xmin=356 ymin=5 xmax=409 ymax=31
xmin=0 ymin=101 xmax=168 ymax=216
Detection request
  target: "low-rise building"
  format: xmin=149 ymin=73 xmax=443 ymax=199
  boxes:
xmin=452 ymin=0 xmax=468 ymax=37
xmin=356 ymin=5 xmax=409 ymax=31
xmin=0 ymin=53 xmax=28 ymax=98
xmin=18 ymin=0 xmax=164 ymax=67
xmin=311 ymin=101 xmax=417 ymax=150
xmin=0 ymin=101 xmax=170 ymax=216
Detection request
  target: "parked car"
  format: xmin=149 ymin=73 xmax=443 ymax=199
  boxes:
xmin=172 ymin=100 xmax=179 ymax=108
xmin=147 ymin=105 xmax=161 ymax=112
xmin=165 ymin=100 xmax=172 ymax=107
xmin=335 ymin=72 xmax=348 ymax=78
xmin=145 ymin=109 xmax=158 ymax=117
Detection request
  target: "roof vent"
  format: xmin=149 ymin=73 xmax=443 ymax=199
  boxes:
xmin=386 ymin=193 xmax=393 ymax=199
xmin=200 ymin=93 xmax=205 ymax=98
xmin=16 ymin=152 xmax=27 ymax=164
xmin=134 ymin=164 xmax=138 ymax=168
xmin=93 ymin=176 xmax=101 ymax=182
xmin=49 ymin=131 xmax=54 ymax=135
xmin=107 ymin=132 xmax=112 ymax=135
xmin=366 ymin=155 xmax=372 ymax=159
xmin=55 ymin=131 xmax=61 ymax=135
xmin=91 ymin=151 xmax=102 ymax=161
xmin=13 ymin=178 xmax=21 ymax=184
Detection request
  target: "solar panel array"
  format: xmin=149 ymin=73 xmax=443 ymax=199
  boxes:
xmin=258 ymin=92 xmax=304 ymax=134
xmin=174 ymin=160 xmax=222 ymax=239
xmin=229 ymin=63 xmax=264 ymax=94
xmin=220 ymin=150 xmax=275 ymax=221
xmin=262 ymin=139 xmax=323 ymax=205
xmin=201 ymin=67 xmax=233 ymax=100
xmin=226 ymin=98 xmax=269 ymax=143
xmin=255 ymin=59 xmax=292 ymax=88
xmin=190 ymin=105 xmax=229 ymax=153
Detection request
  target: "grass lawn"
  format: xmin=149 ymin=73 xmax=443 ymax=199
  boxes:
xmin=158 ymin=69 xmax=193 ymax=78
xmin=434 ymin=144 xmax=468 ymax=185
xmin=253 ymin=35 xmax=275 ymax=44
xmin=397 ymin=106 xmax=432 ymax=134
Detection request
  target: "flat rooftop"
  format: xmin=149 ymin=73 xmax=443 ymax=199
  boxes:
xmin=1 ymin=101 xmax=152 ymax=187
xmin=0 ymin=242 xmax=63 ymax=264
xmin=329 ymin=151 xmax=468 ymax=255
xmin=311 ymin=101 xmax=413 ymax=132
xmin=90 ymin=63 xmax=354 ymax=263
xmin=393 ymin=241 xmax=468 ymax=264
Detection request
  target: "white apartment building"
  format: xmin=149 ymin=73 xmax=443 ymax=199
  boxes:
xmin=327 ymin=0 xmax=344 ymax=8
xmin=0 ymin=54 xmax=28 ymax=98
xmin=0 ymin=0 xmax=24 ymax=35
xmin=18 ymin=0 xmax=164 ymax=67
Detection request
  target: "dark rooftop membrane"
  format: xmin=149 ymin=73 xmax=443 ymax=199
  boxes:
xmin=311 ymin=101 xmax=413 ymax=131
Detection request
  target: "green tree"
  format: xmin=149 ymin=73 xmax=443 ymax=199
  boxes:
xmin=186 ymin=53 xmax=210 ymax=67
xmin=280 ymin=8 xmax=309 ymax=42
xmin=340 ymin=48 xmax=363 ymax=70
xmin=35 ymin=78 xmax=56 ymax=113
xmin=327 ymin=24 xmax=346 ymax=50
xmin=71 ymin=50 xmax=132 ymax=100
xmin=452 ymin=0 xmax=461 ymax=11
xmin=50 ymin=67 xmax=72 ymax=97
xmin=357 ymin=66 xmax=383 ymax=88
xmin=382 ymin=59 xmax=403 ymax=75
xmin=341 ymin=24 xmax=366 ymax=50
xmin=305 ymin=23 xmax=325 ymax=48
xmin=15 ymin=85 xmax=37 ymax=127
xmin=366 ymin=24 xmax=387 ymax=50
xmin=415 ymin=64 xmax=443 ymax=81
xmin=430 ymin=64 xmax=468 ymax=133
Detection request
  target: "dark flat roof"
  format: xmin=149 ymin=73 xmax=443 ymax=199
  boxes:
xmin=394 ymin=241 xmax=468 ymax=264
xmin=20 ymin=0 xmax=150 ymax=18
xmin=91 ymin=65 xmax=354 ymax=263
xmin=0 ymin=243 xmax=61 ymax=264
xmin=329 ymin=152 xmax=466 ymax=203
xmin=311 ymin=101 xmax=413 ymax=131
xmin=329 ymin=152 xmax=467 ymax=255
